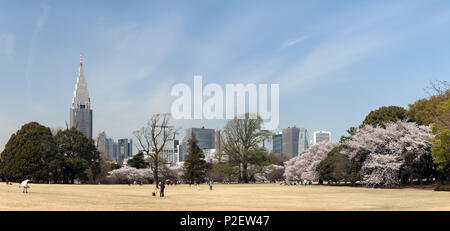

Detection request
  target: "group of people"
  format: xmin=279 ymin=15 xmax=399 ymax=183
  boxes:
xmin=128 ymin=180 xmax=143 ymax=186
xmin=189 ymin=180 xmax=214 ymax=191
xmin=154 ymin=180 xmax=184 ymax=197
xmin=281 ymin=180 xmax=312 ymax=186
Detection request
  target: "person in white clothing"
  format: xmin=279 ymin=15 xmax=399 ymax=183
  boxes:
xmin=19 ymin=179 xmax=31 ymax=193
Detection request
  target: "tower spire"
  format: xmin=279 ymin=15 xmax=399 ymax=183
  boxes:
xmin=80 ymin=52 xmax=83 ymax=66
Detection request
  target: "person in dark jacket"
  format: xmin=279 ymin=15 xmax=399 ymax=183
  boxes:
xmin=159 ymin=182 xmax=165 ymax=197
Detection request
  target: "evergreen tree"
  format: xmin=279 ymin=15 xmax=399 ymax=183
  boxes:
xmin=183 ymin=134 xmax=209 ymax=184
xmin=127 ymin=152 xmax=149 ymax=169
xmin=0 ymin=122 xmax=57 ymax=183
xmin=54 ymin=128 xmax=101 ymax=184
xmin=361 ymin=106 xmax=408 ymax=128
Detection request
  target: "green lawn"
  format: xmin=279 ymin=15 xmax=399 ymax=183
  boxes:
xmin=0 ymin=183 xmax=448 ymax=210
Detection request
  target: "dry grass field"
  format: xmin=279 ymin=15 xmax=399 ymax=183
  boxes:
xmin=0 ymin=183 xmax=449 ymax=211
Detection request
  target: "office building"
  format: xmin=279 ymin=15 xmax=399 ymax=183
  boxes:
xmin=96 ymin=132 xmax=133 ymax=165
xmin=272 ymin=132 xmax=283 ymax=154
xmin=313 ymin=131 xmax=331 ymax=144
xmin=298 ymin=128 xmax=310 ymax=154
xmin=282 ymin=126 xmax=300 ymax=158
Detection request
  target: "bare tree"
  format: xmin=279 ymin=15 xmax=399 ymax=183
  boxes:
xmin=222 ymin=113 xmax=271 ymax=183
xmin=133 ymin=113 xmax=178 ymax=188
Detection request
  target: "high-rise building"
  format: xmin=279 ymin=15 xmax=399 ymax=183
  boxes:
xmin=181 ymin=127 xmax=215 ymax=161
xmin=277 ymin=126 xmax=310 ymax=157
xmin=298 ymin=128 xmax=310 ymax=154
xmin=272 ymin=132 xmax=283 ymax=154
xmin=177 ymin=144 xmax=184 ymax=162
xmin=313 ymin=131 xmax=331 ymax=144
xmin=118 ymin=138 xmax=133 ymax=165
xmin=97 ymin=131 xmax=115 ymax=161
xmin=96 ymin=131 xmax=133 ymax=165
xmin=184 ymin=127 xmax=215 ymax=149
xmin=70 ymin=53 xmax=93 ymax=138
xmin=282 ymin=126 xmax=300 ymax=158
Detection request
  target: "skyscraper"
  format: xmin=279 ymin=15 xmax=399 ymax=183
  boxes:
xmin=181 ymin=127 xmax=215 ymax=162
xmin=313 ymin=131 xmax=331 ymax=144
xmin=97 ymin=131 xmax=133 ymax=164
xmin=282 ymin=126 xmax=300 ymax=158
xmin=70 ymin=53 xmax=93 ymax=138
xmin=184 ymin=127 xmax=215 ymax=149
xmin=272 ymin=132 xmax=283 ymax=154
xmin=97 ymin=131 xmax=115 ymax=161
xmin=118 ymin=138 xmax=133 ymax=165
xmin=298 ymin=128 xmax=310 ymax=154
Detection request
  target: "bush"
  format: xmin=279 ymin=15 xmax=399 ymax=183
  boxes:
xmin=434 ymin=185 xmax=450 ymax=191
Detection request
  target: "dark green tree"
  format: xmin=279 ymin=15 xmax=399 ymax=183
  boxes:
xmin=54 ymin=128 xmax=101 ymax=184
xmin=127 ymin=152 xmax=149 ymax=169
xmin=339 ymin=127 xmax=358 ymax=143
xmin=183 ymin=135 xmax=209 ymax=184
xmin=318 ymin=145 xmax=357 ymax=185
xmin=0 ymin=122 xmax=57 ymax=183
xmin=361 ymin=106 xmax=408 ymax=128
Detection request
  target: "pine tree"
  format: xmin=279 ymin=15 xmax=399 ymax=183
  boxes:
xmin=183 ymin=134 xmax=208 ymax=184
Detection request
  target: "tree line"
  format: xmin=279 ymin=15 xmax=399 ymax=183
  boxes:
xmin=0 ymin=123 xmax=111 ymax=184
xmin=285 ymin=81 xmax=449 ymax=187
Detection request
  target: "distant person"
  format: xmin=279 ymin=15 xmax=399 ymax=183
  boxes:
xmin=159 ymin=182 xmax=165 ymax=197
xmin=303 ymin=179 xmax=307 ymax=186
xmin=196 ymin=181 xmax=200 ymax=191
xmin=309 ymin=181 xmax=312 ymax=185
xmin=209 ymin=180 xmax=213 ymax=190
xmin=19 ymin=179 xmax=31 ymax=193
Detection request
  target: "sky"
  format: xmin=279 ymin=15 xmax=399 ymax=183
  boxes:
xmin=1 ymin=0 xmax=450 ymax=152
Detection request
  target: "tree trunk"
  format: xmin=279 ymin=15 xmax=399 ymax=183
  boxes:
xmin=154 ymin=159 xmax=159 ymax=189
xmin=238 ymin=162 xmax=242 ymax=183
xmin=242 ymin=163 xmax=248 ymax=183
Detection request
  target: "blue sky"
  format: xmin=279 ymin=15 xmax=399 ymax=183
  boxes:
xmin=1 ymin=0 xmax=450 ymax=151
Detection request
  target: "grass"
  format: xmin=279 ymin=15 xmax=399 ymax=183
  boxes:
xmin=0 ymin=183 xmax=449 ymax=211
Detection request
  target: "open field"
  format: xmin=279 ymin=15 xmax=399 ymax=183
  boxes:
xmin=0 ymin=183 xmax=449 ymax=210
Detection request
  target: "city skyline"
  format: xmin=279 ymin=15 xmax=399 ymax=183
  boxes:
xmin=1 ymin=0 xmax=450 ymax=152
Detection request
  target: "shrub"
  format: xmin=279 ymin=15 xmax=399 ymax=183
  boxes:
xmin=434 ymin=185 xmax=450 ymax=191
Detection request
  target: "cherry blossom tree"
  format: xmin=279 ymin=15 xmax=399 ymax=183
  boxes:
xmin=254 ymin=164 xmax=285 ymax=182
xmin=344 ymin=121 xmax=434 ymax=187
xmin=284 ymin=142 xmax=339 ymax=182
xmin=107 ymin=166 xmax=152 ymax=184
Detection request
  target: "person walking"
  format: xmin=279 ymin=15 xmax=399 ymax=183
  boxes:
xmin=196 ymin=181 xmax=200 ymax=191
xmin=159 ymin=182 xmax=165 ymax=197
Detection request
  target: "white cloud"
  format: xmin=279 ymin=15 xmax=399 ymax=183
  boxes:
xmin=281 ymin=36 xmax=307 ymax=49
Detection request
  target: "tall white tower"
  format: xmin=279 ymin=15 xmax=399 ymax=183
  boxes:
xmin=69 ymin=53 xmax=93 ymax=138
